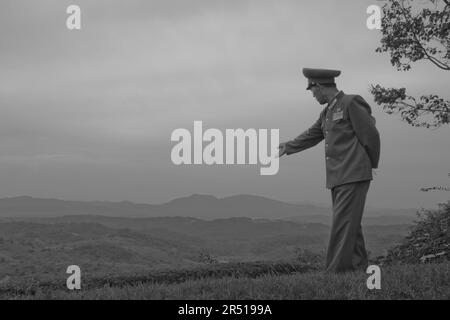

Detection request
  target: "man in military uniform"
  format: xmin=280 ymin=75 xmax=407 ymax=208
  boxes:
xmin=278 ymin=68 xmax=381 ymax=273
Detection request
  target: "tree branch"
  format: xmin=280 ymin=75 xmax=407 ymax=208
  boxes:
xmin=398 ymin=101 xmax=449 ymax=113
xmin=399 ymin=0 xmax=450 ymax=70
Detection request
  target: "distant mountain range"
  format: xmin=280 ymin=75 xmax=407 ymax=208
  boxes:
xmin=0 ymin=194 xmax=418 ymax=224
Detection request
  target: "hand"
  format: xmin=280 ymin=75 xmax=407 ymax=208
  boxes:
xmin=277 ymin=142 xmax=287 ymax=158
xmin=372 ymin=169 xmax=377 ymax=177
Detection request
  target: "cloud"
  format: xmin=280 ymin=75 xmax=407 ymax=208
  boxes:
xmin=0 ymin=0 xmax=448 ymax=208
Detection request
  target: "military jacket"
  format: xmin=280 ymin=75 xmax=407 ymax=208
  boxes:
xmin=285 ymin=91 xmax=380 ymax=189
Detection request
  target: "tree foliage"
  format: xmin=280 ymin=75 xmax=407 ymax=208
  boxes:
xmin=371 ymin=0 xmax=450 ymax=128
xmin=377 ymin=201 xmax=450 ymax=264
xmin=370 ymin=85 xmax=449 ymax=127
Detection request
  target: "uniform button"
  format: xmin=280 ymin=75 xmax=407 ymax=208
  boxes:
xmin=326 ymin=157 xmax=330 ymax=160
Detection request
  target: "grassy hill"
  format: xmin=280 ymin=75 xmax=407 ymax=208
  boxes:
xmin=0 ymin=201 xmax=446 ymax=300
xmin=1 ymin=261 xmax=448 ymax=299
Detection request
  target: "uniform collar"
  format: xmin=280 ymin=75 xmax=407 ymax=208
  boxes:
xmin=327 ymin=91 xmax=344 ymax=110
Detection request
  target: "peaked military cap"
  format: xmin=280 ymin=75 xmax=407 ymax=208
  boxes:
xmin=302 ymin=68 xmax=341 ymax=90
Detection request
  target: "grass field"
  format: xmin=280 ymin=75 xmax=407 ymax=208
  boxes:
xmin=2 ymin=261 xmax=448 ymax=300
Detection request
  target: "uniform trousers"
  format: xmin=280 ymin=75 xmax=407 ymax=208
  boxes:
xmin=325 ymin=180 xmax=370 ymax=273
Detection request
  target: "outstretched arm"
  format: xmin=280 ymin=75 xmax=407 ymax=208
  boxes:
xmin=281 ymin=115 xmax=324 ymax=156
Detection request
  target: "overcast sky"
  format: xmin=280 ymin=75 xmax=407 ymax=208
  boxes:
xmin=0 ymin=0 xmax=449 ymax=210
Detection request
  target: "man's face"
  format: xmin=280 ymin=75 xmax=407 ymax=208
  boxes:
xmin=310 ymin=85 xmax=328 ymax=105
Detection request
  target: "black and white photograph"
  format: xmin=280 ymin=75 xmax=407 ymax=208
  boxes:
xmin=0 ymin=0 xmax=449 ymax=308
